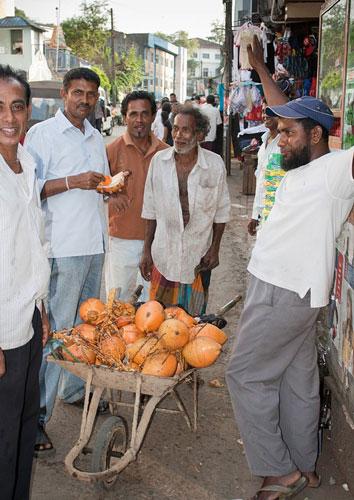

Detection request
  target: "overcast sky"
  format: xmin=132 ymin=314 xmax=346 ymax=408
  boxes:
xmin=15 ymin=0 xmax=224 ymax=39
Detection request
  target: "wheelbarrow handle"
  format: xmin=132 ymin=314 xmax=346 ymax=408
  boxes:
xmin=217 ymin=295 xmax=242 ymax=316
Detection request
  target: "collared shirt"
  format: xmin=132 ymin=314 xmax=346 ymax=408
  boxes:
xmin=0 ymin=145 xmax=50 ymax=350
xmin=200 ymin=103 xmax=222 ymax=142
xmin=252 ymin=131 xmax=280 ymax=220
xmin=106 ymin=130 xmax=169 ymax=240
xmin=248 ymin=146 xmax=354 ymax=308
xmin=25 ymin=109 xmax=110 ymax=258
xmin=152 ymin=109 xmax=164 ymax=140
xmin=142 ymin=145 xmax=231 ymax=284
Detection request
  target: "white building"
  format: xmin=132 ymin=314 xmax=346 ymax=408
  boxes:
xmin=187 ymin=38 xmax=223 ymax=96
xmin=175 ymin=46 xmax=188 ymax=103
xmin=0 ymin=15 xmax=46 ymax=74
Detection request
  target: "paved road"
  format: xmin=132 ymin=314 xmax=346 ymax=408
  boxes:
xmin=103 ymin=124 xmax=126 ymax=145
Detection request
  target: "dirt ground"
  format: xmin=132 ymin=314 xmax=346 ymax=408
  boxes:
xmin=30 ymin=160 xmax=354 ymax=500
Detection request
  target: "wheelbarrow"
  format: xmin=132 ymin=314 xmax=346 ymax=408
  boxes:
xmin=47 ymin=357 xmax=198 ymax=490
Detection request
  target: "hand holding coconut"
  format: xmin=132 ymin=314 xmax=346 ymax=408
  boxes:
xmin=68 ymin=171 xmax=106 ymax=190
xmin=96 ymin=170 xmax=130 ymax=194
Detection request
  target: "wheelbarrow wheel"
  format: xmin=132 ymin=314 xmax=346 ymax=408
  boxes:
xmin=91 ymin=416 xmax=128 ymax=490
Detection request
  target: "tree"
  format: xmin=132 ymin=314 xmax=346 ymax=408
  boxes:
xmin=154 ymin=31 xmax=199 ymax=51
xmin=91 ymin=66 xmax=111 ymax=92
xmin=61 ymin=0 xmax=109 ymax=62
xmin=15 ymin=7 xmax=28 ymax=19
xmin=207 ymin=20 xmax=225 ymax=46
xmin=114 ymin=47 xmax=144 ymax=93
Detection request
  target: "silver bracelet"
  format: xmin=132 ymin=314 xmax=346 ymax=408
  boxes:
xmin=65 ymin=177 xmax=70 ymax=191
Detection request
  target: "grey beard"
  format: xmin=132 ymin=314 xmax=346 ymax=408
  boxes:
xmin=173 ymin=138 xmax=197 ymax=154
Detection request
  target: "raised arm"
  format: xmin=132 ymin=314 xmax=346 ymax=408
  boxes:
xmin=247 ymin=35 xmax=288 ymax=106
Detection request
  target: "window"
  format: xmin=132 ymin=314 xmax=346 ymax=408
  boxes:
xmin=192 ymin=53 xmax=198 ymax=58
xmin=11 ymin=30 xmax=23 ymax=54
xmin=202 ymin=53 xmax=209 ymax=59
xmin=189 ymin=68 xmax=195 ymax=77
xmin=155 ymin=54 xmax=159 ymax=64
xmin=215 ymin=53 xmax=221 ymax=60
xmin=203 ymin=68 xmax=209 ymax=78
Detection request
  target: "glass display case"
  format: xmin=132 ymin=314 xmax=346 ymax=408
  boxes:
xmin=318 ymin=0 xmax=352 ymax=148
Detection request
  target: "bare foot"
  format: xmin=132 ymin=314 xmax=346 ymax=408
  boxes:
xmin=248 ymin=470 xmax=302 ymax=500
xmin=302 ymin=471 xmax=321 ymax=487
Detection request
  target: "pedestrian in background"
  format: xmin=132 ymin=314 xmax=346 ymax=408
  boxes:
xmin=248 ymin=98 xmax=280 ymax=236
xmin=200 ymin=94 xmax=222 ymax=153
xmin=161 ymin=102 xmax=173 ymax=146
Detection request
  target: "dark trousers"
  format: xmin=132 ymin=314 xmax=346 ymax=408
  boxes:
xmin=0 ymin=307 xmax=42 ymax=500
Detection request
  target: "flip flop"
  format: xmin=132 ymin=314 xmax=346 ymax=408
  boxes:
xmin=308 ymin=474 xmax=322 ymax=488
xmin=251 ymin=476 xmax=309 ymax=499
xmin=34 ymin=425 xmax=56 ymax=458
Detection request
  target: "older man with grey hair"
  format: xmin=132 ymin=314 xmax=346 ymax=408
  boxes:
xmin=139 ymin=105 xmax=231 ymax=315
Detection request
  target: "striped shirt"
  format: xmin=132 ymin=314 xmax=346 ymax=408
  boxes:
xmin=0 ymin=145 xmax=50 ymax=349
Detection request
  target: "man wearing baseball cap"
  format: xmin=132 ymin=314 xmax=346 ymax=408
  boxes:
xmin=226 ymin=36 xmax=354 ymax=500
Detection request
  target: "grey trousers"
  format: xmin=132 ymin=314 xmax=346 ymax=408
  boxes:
xmin=226 ymin=275 xmax=320 ymax=477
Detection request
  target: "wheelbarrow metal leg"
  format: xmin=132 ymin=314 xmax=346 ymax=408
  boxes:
xmin=65 ymin=370 xmax=104 ymax=478
xmin=130 ymin=376 xmax=142 ymax=452
xmin=170 ymin=389 xmax=193 ymax=431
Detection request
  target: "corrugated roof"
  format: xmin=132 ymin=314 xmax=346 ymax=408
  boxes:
xmin=0 ymin=16 xmax=46 ymax=32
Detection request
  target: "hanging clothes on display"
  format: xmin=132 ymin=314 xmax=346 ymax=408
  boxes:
xmin=233 ymin=22 xmax=267 ymax=81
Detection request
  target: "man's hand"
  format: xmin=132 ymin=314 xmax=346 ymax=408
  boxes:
xmin=248 ymin=218 xmax=258 ymax=236
xmin=139 ymin=252 xmax=154 ymax=281
xmin=69 ymin=171 xmax=105 ymax=190
xmin=0 ymin=348 xmax=5 ymax=378
xmin=200 ymin=246 xmax=220 ymax=271
xmin=109 ymin=193 xmax=131 ymax=211
xmin=41 ymin=307 xmax=50 ymax=347
xmin=97 ymin=170 xmax=130 ymax=196
xmin=247 ymin=34 xmax=266 ymax=72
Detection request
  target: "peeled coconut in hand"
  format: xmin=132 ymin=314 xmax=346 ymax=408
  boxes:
xmin=97 ymin=171 xmax=129 ymax=193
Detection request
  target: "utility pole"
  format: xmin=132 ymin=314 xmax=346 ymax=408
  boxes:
xmin=55 ymin=0 xmax=61 ymax=73
xmin=223 ymin=0 xmax=233 ymax=175
xmin=110 ymin=8 xmax=116 ymax=105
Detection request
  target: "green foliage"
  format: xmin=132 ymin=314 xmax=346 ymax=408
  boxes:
xmin=61 ymin=0 xmax=109 ymax=62
xmin=154 ymin=31 xmax=199 ymax=50
xmin=91 ymin=66 xmax=111 ymax=92
xmin=187 ymin=59 xmax=198 ymax=70
xmin=15 ymin=7 xmax=29 ymax=19
xmin=321 ymin=69 xmax=342 ymax=92
xmin=115 ymin=47 xmax=144 ymax=93
xmin=320 ymin=2 xmax=346 ymax=77
xmin=207 ymin=19 xmax=224 ymax=46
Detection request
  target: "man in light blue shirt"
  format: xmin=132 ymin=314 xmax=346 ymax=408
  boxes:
xmin=25 ymin=67 xmax=109 ymax=457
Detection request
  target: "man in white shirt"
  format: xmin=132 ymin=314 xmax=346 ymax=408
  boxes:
xmin=140 ymin=106 xmax=231 ymax=315
xmin=248 ymin=99 xmax=280 ymax=235
xmin=0 ymin=65 xmax=50 ymax=500
xmin=200 ymin=94 xmax=222 ymax=153
xmin=226 ymin=38 xmax=354 ymax=500
xmin=25 ymin=68 xmax=109 ymax=457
